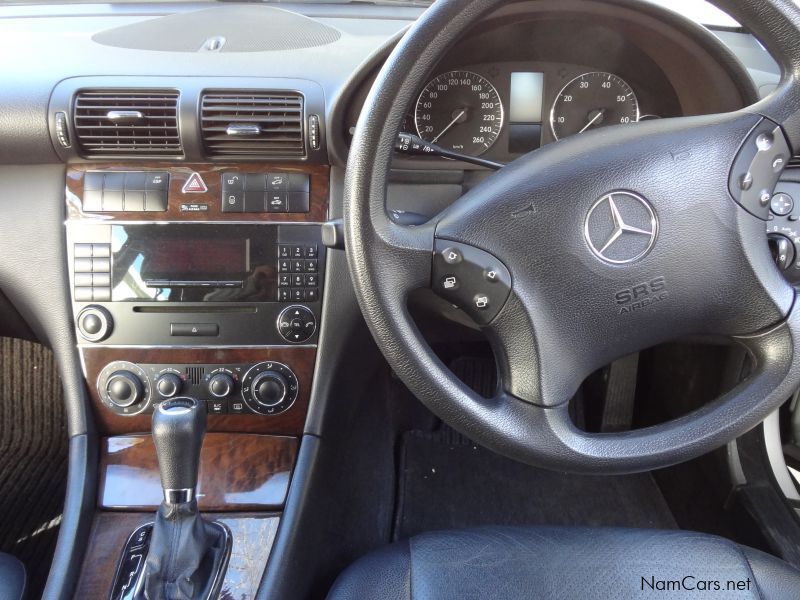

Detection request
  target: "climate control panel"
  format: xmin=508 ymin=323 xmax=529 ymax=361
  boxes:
xmin=96 ymin=360 xmax=299 ymax=417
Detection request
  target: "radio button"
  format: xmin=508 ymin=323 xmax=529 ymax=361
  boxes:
xmin=278 ymin=245 xmax=291 ymax=259
xmin=277 ymin=305 xmax=316 ymax=343
xmin=305 ymin=288 xmax=319 ymax=302
xmin=305 ymin=245 xmax=318 ymax=258
xmin=170 ymin=323 xmax=219 ymax=337
xmin=74 ymin=258 xmax=94 ymax=273
xmin=292 ymin=274 xmax=304 ymax=287
xmin=93 ymin=287 xmax=111 ymax=302
xmin=278 ymin=289 xmax=291 ymax=302
xmin=305 ymin=259 xmax=318 ymax=273
xmin=93 ymin=273 xmax=111 ymax=287
xmin=305 ymin=274 xmax=318 ymax=287
xmin=279 ymin=259 xmax=291 ymax=273
xmin=92 ymin=258 xmax=111 ymax=273
xmin=291 ymin=259 xmax=304 ymax=272
xmin=291 ymin=289 xmax=304 ymax=302
xmin=74 ymin=243 xmax=93 ymax=258
xmin=74 ymin=287 xmax=93 ymax=302
xmin=92 ymin=244 xmax=111 ymax=258
xmin=279 ymin=274 xmax=291 ymax=287
xmin=74 ymin=273 xmax=93 ymax=287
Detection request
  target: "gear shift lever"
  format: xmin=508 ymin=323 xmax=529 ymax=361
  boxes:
xmin=152 ymin=397 xmax=206 ymax=505
xmin=107 ymin=397 xmax=230 ymax=600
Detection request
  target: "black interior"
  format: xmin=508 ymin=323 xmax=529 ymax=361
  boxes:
xmin=1 ymin=1 xmax=800 ymax=599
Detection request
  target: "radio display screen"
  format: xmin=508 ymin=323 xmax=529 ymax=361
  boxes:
xmin=110 ymin=224 xmax=277 ymax=302
xmin=144 ymin=238 xmax=248 ymax=278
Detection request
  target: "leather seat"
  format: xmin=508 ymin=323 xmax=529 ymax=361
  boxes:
xmin=327 ymin=526 xmax=800 ymax=600
xmin=0 ymin=553 xmax=25 ymax=600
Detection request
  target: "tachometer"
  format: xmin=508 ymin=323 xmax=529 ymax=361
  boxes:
xmin=415 ymin=70 xmax=504 ymax=156
xmin=550 ymin=72 xmax=639 ymax=140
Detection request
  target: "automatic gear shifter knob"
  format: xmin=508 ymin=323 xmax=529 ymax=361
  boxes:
xmin=151 ymin=397 xmax=206 ymax=504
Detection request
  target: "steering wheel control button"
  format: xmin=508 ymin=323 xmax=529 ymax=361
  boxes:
xmin=240 ymin=361 xmax=298 ymax=415
xmin=770 ymin=193 xmax=794 ymax=216
xmin=729 ymin=118 xmax=791 ymax=219
xmin=76 ymin=305 xmax=113 ymax=342
xmin=277 ymin=305 xmax=316 ymax=343
xmin=440 ymin=275 xmax=460 ymax=291
xmin=442 ymin=247 xmax=463 ymax=264
xmin=432 ymin=240 xmax=511 ymax=325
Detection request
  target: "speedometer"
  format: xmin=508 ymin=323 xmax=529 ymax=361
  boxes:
xmin=415 ymin=70 xmax=504 ymax=156
xmin=550 ymin=72 xmax=639 ymax=140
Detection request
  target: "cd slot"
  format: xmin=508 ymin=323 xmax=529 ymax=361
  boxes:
xmin=132 ymin=305 xmax=257 ymax=314
xmin=144 ymin=280 xmax=244 ymax=289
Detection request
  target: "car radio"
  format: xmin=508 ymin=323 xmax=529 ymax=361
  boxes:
xmin=67 ymin=221 xmax=324 ymax=346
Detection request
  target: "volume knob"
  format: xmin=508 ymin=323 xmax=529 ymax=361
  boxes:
xmin=106 ymin=371 xmax=144 ymax=408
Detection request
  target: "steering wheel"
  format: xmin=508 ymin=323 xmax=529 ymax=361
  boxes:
xmin=344 ymin=0 xmax=800 ymax=474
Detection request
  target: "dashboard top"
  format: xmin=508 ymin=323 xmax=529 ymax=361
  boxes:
xmin=0 ymin=0 xmax=779 ymax=166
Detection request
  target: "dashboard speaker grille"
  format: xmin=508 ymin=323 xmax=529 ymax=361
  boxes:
xmin=200 ymin=92 xmax=305 ymax=158
xmin=73 ymin=90 xmax=182 ymax=157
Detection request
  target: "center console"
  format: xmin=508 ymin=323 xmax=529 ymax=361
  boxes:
xmin=67 ymin=162 xmax=328 ymax=599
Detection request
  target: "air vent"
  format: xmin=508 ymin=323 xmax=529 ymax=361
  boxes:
xmin=73 ymin=90 xmax=182 ymax=157
xmin=200 ymin=92 xmax=305 ymax=158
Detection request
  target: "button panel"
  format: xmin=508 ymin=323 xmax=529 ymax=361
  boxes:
xmin=277 ymin=305 xmax=317 ymax=343
xmin=432 ymin=240 xmax=512 ymax=325
xmin=74 ymin=243 xmax=112 ymax=301
xmin=276 ymin=244 xmax=319 ymax=302
xmin=97 ymin=361 xmax=300 ymax=417
xmin=222 ymin=172 xmax=310 ymax=213
xmin=729 ymin=119 xmax=791 ymax=219
xmin=83 ymin=171 xmax=169 ymax=213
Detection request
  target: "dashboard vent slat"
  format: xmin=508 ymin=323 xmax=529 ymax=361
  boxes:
xmin=200 ymin=92 xmax=305 ymax=158
xmin=73 ymin=90 xmax=182 ymax=157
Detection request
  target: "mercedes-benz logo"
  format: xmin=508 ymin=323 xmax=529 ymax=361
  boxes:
xmin=584 ymin=191 xmax=658 ymax=264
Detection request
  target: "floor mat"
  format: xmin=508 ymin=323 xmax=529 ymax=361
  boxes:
xmin=0 ymin=338 xmax=67 ymax=598
xmin=394 ymin=427 xmax=677 ymax=540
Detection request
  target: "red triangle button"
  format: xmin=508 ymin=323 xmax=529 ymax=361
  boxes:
xmin=182 ymin=172 xmax=207 ymax=193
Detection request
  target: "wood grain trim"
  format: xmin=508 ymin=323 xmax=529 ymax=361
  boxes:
xmin=99 ymin=433 xmax=297 ymax=511
xmin=66 ymin=163 xmax=329 ymax=222
xmin=74 ymin=512 xmax=279 ymax=600
xmin=81 ymin=346 xmax=315 ymax=435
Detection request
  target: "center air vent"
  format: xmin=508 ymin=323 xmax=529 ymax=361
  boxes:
xmin=200 ymin=92 xmax=305 ymax=158
xmin=73 ymin=90 xmax=182 ymax=157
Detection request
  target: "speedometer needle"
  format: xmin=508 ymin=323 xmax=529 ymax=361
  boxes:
xmin=579 ymin=109 xmax=605 ymax=133
xmin=432 ymin=109 xmax=467 ymax=143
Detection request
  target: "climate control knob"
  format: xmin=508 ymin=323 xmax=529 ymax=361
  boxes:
xmin=106 ymin=371 xmax=144 ymax=408
xmin=240 ymin=361 xmax=299 ymax=415
xmin=155 ymin=373 xmax=182 ymax=399
xmin=251 ymin=372 xmax=288 ymax=407
xmin=207 ymin=373 xmax=235 ymax=398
